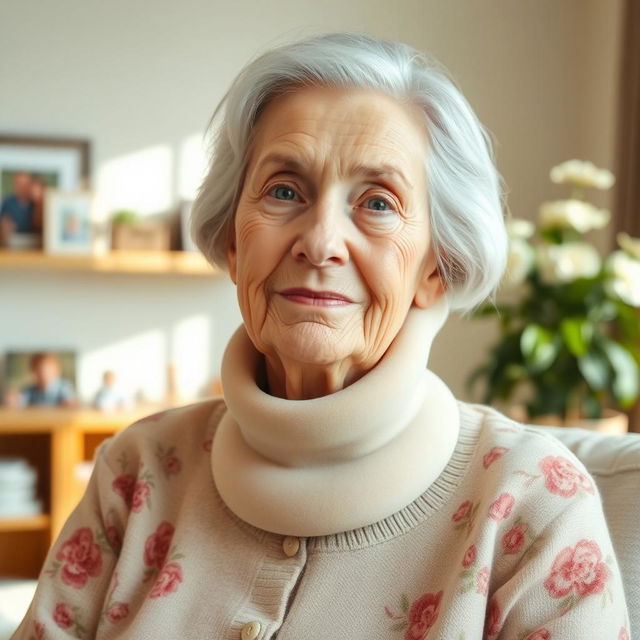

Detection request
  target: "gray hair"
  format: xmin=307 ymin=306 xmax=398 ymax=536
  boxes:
xmin=191 ymin=32 xmax=507 ymax=312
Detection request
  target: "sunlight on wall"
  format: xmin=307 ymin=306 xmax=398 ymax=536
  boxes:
xmin=79 ymin=329 xmax=167 ymax=405
xmin=178 ymin=133 xmax=207 ymax=201
xmin=170 ymin=314 xmax=212 ymax=401
xmin=95 ymin=145 xmax=173 ymax=218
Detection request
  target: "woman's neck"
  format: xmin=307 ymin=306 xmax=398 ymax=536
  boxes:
xmin=264 ymin=354 xmax=368 ymax=400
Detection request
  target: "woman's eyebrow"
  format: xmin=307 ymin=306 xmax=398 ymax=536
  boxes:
xmin=351 ymin=163 xmax=411 ymax=190
xmin=256 ymin=153 xmax=410 ymax=189
xmin=255 ymin=152 xmax=306 ymax=173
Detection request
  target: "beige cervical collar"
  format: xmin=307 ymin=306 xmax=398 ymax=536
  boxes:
xmin=211 ymin=299 xmax=460 ymax=537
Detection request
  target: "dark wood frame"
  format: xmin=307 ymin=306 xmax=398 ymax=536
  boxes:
xmin=0 ymin=134 xmax=91 ymax=186
xmin=614 ymin=0 xmax=640 ymax=432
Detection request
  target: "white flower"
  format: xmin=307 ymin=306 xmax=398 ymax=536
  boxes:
xmin=550 ymin=160 xmax=615 ymax=189
xmin=506 ymin=218 xmax=535 ymax=239
xmin=617 ymin=232 xmax=640 ymax=260
xmin=504 ymin=238 xmax=535 ymax=285
xmin=606 ymin=251 xmax=640 ymax=307
xmin=538 ymin=199 xmax=610 ymax=233
xmin=536 ymin=242 xmax=601 ymax=284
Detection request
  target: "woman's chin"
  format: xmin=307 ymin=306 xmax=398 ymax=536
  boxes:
xmin=268 ymin=324 xmax=360 ymax=369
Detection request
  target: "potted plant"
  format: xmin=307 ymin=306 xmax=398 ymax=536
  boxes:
xmin=469 ymin=160 xmax=640 ymax=432
xmin=111 ymin=209 xmax=170 ymax=251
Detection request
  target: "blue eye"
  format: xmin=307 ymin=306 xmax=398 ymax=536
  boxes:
xmin=365 ymin=197 xmax=392 ymax=212
xmin=270 ymin=185 xmax=298 ymax=201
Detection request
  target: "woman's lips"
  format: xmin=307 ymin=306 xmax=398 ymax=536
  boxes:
xmin=278 ymin=288 xmax=353 ymax=307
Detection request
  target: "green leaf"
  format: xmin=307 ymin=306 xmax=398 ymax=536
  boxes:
xmin=600 ymin=338 xmax=640 ymax=407
xmin=400 ymin=593 xmax=409 ymax=613
xmin=560 ymin=318 xmax=592 ymax=357
xmin=577 ymin=351 xmax=609 ymax=391
xmin=520 ymin=324 xmax=559 ymax=372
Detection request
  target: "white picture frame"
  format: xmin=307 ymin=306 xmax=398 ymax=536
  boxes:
xmin=44 ymin=189 xmax=95 ymax=255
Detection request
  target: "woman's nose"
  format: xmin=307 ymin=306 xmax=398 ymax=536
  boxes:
xmin=291 ymin=204 xmax=349 ymax=267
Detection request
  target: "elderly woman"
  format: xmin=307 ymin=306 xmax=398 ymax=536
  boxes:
xmin=15 ymin=33 xmax=628 ymax=640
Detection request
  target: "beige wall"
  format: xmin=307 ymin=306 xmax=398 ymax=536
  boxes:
xmin=0 ymin=0 xmax=623 ymax=403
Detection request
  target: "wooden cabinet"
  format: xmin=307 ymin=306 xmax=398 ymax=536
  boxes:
xmin=0 ymin=248 xmax=219 ymax=578
xmin=0 ymin=407 xmax=162 ymax=578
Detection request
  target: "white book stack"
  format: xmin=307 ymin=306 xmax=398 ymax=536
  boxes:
xmin=0 ymin=458 xmax=42 ymax=519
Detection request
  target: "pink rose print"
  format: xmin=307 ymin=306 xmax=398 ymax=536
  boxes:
xmin=488 ymin=493 xmax=515 ymax=521
xmin=164 ymin=456 xmax=181 ymax=474
xmin=483 ymin=447 xmax=509 ymax=469
xmin=502 ymin=521 xmax=528 ymax=554
xmin=142 ymin=521 xmax=185 ymax=592
xmin=462 ymin=544 xmax=477 ymax=568
xmin=101 ymin=571 xmax=131 ymax=626
xmin=55 ymin=527 xmax=102 ymax=588
xmin=457 ymin=544 xmax=480 ymax=593
xmin=619 ymin=628 xmax=630 ymax=640
xmin=524 ymin=630 xmax=551 ymax=640
xmin=53 ymin=603 xmax=73 ymax=629
xmin=544 ymin=539 xmax=610 ymax=600
xmin=476 ymin=566 xmax=490 ymax=595
xmin=385 ymin=590 xmax=443 ymax=637
xmin=144 ymin=521 xmax=175 ymax=569
xmin=155 ymin=442 xmax=182 ymax=479
xmin=106 ymin=603 xmax=130 ymax=623
xmin=106 ymin=525 xmax=122 ymax=554
xmin=404 ymin=591 xmax=443 ymax=640
xmin=452 ymin=500 xmax=480 ymax=538
xmin=483 ymin=597 xmax=501 ymax=639
xmin=131 ymin=481 xmax=151 ymax=513
xmin=149 ymin=562 xmax=184 ymax=598
xmin=539 ymin=456 xmax=594 ymax=497
xmin=452 ymin=500 xmax=472 ymax=522
xmin=112 ymin=473 xmax=136 ymax=507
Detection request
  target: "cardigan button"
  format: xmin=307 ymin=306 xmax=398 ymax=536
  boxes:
xmin=282 ymin=536 xmax=300 ymax=557
xmin=241 ymin=620 xmax=261 ymax=640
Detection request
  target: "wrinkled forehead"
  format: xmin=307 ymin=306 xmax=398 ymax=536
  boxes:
xmin=245 ymin=86 xmax=429 ymax=186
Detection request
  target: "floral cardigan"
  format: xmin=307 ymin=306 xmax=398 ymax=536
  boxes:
xmin=13 ymin=400 xmax=631 ymax=639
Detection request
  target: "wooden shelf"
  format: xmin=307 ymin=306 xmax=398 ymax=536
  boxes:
xmin=0 ymin=250 xmax=217 ymax=276
xmin=0 ymin=514 xmax=50 ymax=533
xmin=0 ymin=406 xmax=164 ymax=434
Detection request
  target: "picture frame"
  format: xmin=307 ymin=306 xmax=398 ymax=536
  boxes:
xmin=0 ymin=135 xmax=90 ymax=250
xmin=3 ymin=350 xmax=77 ymax=408
xmin=44 ymin=188 xmax=95 ymax=254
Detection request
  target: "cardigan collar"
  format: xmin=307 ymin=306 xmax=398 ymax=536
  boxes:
xmin=211 ymin=299 xmax=461 ymax=537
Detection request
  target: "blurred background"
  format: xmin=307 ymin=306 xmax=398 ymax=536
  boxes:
xmin=1 ymin=0 xmax=638 ymax=634
xmin=0 ymin=0 xmax=629 ymax=406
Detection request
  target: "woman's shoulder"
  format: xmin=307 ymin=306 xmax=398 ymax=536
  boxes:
xmin=459 ymin=400 xmax=591 ymax=469
xmin=456 ymin=401 xmax=600 ymax=511
xmin=97 ymin=398 xmax=227 ymax=472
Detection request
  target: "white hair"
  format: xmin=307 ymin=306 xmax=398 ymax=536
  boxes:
xmin=191 ymin=32 xmax=508 ymax=312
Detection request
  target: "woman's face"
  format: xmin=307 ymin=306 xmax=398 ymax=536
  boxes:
xmin=228 ymin=85 xmax=442 ymax=375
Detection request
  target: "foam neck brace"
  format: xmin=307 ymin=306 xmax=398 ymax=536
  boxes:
xmin=212 ymin=299 xmax=460 ymax=537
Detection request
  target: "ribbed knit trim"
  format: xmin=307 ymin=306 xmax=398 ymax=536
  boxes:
xmin=225 ymin=534 xmax=307 ymax=638
xmin=208 ymin=401 xmax=483 ymax=553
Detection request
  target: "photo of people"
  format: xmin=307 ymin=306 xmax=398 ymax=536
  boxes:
xmin=0 ymin=170 xmax=57 ymax=247
xmin=3 ymin=350 xmax=78 ymax=408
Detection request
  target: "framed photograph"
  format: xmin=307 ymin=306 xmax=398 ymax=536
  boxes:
xmin=44 ymin=189 xmax=95 ymax=254
xmin=0 ymin=135 xmax=90 ymax=250
xmin=180 ymin=200 xmax=198 ymax=252
xmin=3 ymin=350 xmax=77 ymax=408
